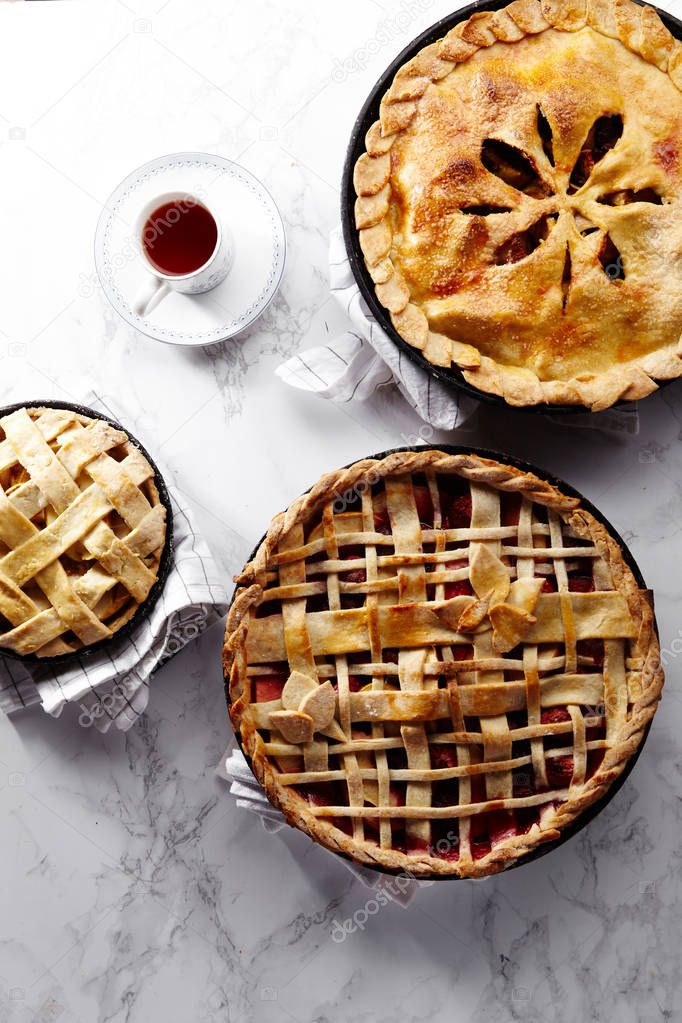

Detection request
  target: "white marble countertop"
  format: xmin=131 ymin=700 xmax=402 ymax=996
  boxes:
xmin=0 ymin=1 xmax=681 ymax=1020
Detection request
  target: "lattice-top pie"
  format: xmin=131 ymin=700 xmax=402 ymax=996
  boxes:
xmin=353 ymin=0 xmax=682 ymax=410
xmin=0 ymin=405 xmax=168 ymax=659
xmin=224 ymin=450 xmax=663 ymax=878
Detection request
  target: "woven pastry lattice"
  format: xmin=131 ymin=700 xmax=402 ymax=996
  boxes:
xmin=0 ymin=407 xmax=166 ymax=658
xmin=226 ymin=453 xmax=661 ymax=876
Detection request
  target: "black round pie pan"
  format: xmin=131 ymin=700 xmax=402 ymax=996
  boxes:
xmin=224 ymin=445 xmax=658 ymax=880
xmin=340 ymin=0 xmax=682 ymax=416
xmin=0 ymin=399 xmax=174 ymax=668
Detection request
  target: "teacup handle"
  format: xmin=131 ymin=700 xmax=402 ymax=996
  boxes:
xmin=133 ymin=276 xmax=169 ymax=317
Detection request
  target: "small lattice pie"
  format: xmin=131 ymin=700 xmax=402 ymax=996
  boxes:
xmin=224 ymin=450 xmax=663 ymax=878
xmin=0 ymin=406 xmax=167 ymax=659
xmin=353 ymin=0 xmax=682 ymax=410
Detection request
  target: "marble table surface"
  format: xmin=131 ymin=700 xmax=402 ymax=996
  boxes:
xmin=0 ymin=1 xmax=681 ymax=1020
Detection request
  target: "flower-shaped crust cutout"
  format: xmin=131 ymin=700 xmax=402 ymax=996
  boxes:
xmin=354 ymin=0 xmax=682 ymax=409
xmin=477 ymin=111 xmax=639 ymax=285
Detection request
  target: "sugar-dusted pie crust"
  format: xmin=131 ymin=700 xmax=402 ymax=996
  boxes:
xmin=353 ymin=0 xmax=682 ymax=409
xmin=0 ymin=405 xmax=167 ymax=658
xmin=224 ymin=449 xmax=663 ymax=878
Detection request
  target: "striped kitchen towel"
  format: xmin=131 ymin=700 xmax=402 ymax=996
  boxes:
xmin=276 ymin=226 xmax=476 ymax=431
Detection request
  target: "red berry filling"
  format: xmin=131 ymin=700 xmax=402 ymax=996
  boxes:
xmin=431 ymin=744 xmax=458 ymax=769
xmin=413 ymin=485 xmax=434 ymax=528
xmin=501 ymin=493 xmax=522 ymax=527
xmin=406 ymin=835 xmax=432 ymax=853
xmin=297 ymin=782 xmax=352 ymax=835
xmin=343 ymin=568 xmax=366 ymax=585
xmin=253 ymin=676 xmax=285 ymax=703
xmin=541 ymin=707 xmax=571 ymax=725
xmin=546 ymin=755 xmax=574 ymax=788
xmin=443 ymin=494 xmax=473 ymax=529
xmin=568 ymin=576 xmax=595 ymax=592
xmin=469 ymin=775 xmax=491 ymax=859
xmin=488 ymin=809 xmax=518 ymax=846
xmin=431 ymin=744 xmax=460 ymax=809
xmin=578 ymin=639 xmax=604 ymax=668
xmin=430 ymin=823 xmax=461 ymax=860
xmin=373 ymin=507 xmax=391 ymax=535
xmin=444 ymin=558 xmax=473 ymax=598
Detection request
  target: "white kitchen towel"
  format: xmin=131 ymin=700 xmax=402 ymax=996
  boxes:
xmin=276 ymin=226 xmax=476 ymax=432
xmin=219 ymin=744 xmax=430 ymax=905
xmin=0 ymin=391 xmax=228 ymax=732
xmin=276 ymin=225 xmax=640 ymax=436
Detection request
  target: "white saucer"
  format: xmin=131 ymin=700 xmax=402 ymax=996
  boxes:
xmin=94 ymin=152 xmax=286 ymax=346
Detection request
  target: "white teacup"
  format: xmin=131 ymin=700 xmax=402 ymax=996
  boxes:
xmin=133 ymin=191 xmax=234 ymax=317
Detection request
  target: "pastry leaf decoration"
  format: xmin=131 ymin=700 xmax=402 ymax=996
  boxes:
xmin=441 ymin=547 xmax=544 ymax=653
xmin=270 ymin=671 xmax=340 ymax=744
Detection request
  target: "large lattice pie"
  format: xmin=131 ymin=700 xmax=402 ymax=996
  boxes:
xmin=0 ymin=405 xmax=167 ymax=659
xmin=224 ymin=450 xmax=663 ymax=878
xmin=353 ymin=0 xmax=682 ymax=409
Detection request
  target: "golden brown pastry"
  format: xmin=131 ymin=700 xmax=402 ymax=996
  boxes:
xmin=354 ymin=0 xmax=682 ymax=409
xmin=224 ymin=449 xmax=663 ymax=878
xmin=0 ymin=405 xmax=167 ymax=658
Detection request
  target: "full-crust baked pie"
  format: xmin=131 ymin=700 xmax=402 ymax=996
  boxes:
xmin=224 ymin=449 xmax=663 ymax=878
xmin=0 ymin=405 xmax=168 ymax=659
xmin=353 ymin=0 xmax=682 ymax=409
